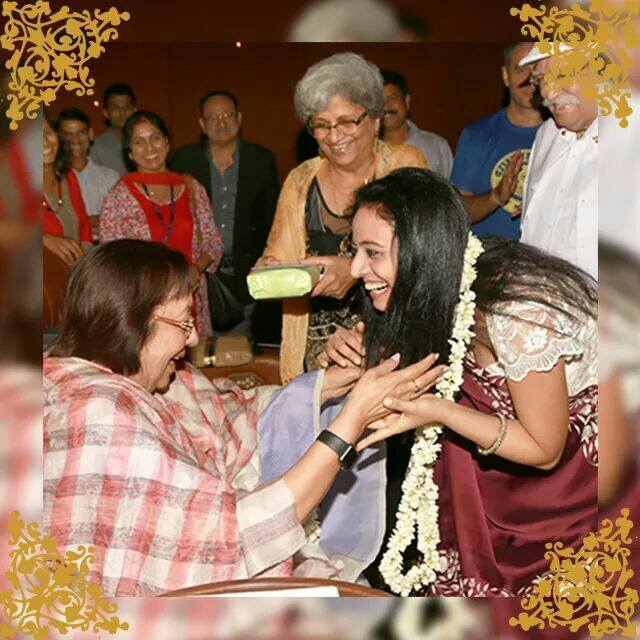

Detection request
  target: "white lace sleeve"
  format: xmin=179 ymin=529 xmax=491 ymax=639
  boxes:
xmin=486 ymin=300 xmax=590 ymax=383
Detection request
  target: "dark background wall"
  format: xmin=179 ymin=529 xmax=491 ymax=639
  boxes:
xmin=70 ymin=0 xmax=521 ymax=43
xmin=53 ymin=42 xmax=509 ymax=177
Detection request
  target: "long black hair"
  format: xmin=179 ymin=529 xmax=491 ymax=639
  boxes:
xmin=350 ymin=168 xmax=597 ymax=369
xmin=44 ymin=110 xmax=71 ymax=178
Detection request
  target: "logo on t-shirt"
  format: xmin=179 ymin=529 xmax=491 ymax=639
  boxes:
xmin=490 ymin=148 xmax=531 ymax=216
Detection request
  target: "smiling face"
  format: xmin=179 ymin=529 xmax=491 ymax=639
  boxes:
xmin=311 ymin=93 xmax=380 ymax=170
xmin=43 ymin=117 xmax=59 ymax=166
xmin=350 ymin=205 xmax=398 ymax=312
xmin=128 ymin=119 xmax=170 ymax=173
xmin=199 ymin=94 xmax=242 ymax=147
xmin=535 ymin=57 xmax=597 ymax=135
xmin=58 ymin=118 xmax=92 ymax=162
xmin=134 ymin=294 xmax=198 ymax=393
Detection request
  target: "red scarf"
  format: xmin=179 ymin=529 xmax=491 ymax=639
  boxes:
xmin=122 ymin=171 xmax=194 ymax=263
xmin=42 ymin=170 xmax=92 ymax=243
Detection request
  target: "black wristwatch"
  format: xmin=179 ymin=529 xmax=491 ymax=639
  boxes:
xmin=317 ymin=430 xmax=358 ymax=470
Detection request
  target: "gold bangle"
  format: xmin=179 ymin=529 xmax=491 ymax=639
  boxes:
xmin=477 ymin=414 xmax=507 ymax=456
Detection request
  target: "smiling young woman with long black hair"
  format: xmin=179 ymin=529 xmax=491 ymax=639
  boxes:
xmin=322 ymin=167 xmax=597 ymax=595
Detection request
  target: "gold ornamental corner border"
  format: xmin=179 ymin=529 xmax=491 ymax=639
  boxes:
xmin=510 ymin=508 xmax=638 ymax=637
xmin=511 ymin=1 xmax=639 ymax=127
xmin=0 ymin=511 xmax=129 ymax=639
xmin=0 ymin=1 xmax=130 ymax=131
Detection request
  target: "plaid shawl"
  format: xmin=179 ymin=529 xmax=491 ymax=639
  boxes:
xmin=44 ymin=358 xmax=305 ymax=596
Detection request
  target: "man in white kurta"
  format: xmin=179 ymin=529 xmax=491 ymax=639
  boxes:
xmin=519 ymin=46 xmax=598 ymax=280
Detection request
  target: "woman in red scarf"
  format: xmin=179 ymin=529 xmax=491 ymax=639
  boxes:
xmin=99 ymin=110 xmax=223 ymax=336
xmin=43 ymin=112 xmax=92 ymax=265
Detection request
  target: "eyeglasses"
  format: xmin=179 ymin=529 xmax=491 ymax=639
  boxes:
xmin=203 ymin=112 xmax=237 ymax=123
xmin=153 ymin=314 xmax=196 ymax=336
xmin=308 ymin=110 xmax=369 ymax=140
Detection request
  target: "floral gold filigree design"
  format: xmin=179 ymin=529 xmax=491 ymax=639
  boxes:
xmin=0 ymin=1 xmax=130 ymax=130
xmin=509 ymin=508 xmax=638 ymax=637
xmin=511 ymin=1 xmax=640 ymax=127
xmin=0 ymin=511 xmax=129 ymax=639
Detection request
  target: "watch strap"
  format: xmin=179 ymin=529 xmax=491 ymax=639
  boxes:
xmin=317 ymin=429 xmax=357 ymax=469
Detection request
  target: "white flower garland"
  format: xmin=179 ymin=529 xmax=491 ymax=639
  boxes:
xmin=304 ymin=232 xmax=484 ymax=596
xmin=378 ymin=232 xmax=484 ymax=595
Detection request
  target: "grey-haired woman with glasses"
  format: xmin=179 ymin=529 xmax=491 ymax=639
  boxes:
xmin=256 ymin=52 xmax=429 ymax=384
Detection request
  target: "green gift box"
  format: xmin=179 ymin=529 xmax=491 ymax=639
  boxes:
xmin=247 ymin=264 xmax=323 ymax=300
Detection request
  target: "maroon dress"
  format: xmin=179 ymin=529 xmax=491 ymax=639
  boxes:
xmin=424 ymin=301 xmax=598 ymax=598
xmin=428 ymin=359 xmax=598 ymax=597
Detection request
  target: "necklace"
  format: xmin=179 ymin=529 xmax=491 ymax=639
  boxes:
xmin=43 ymin=181 xmax=63 ymax=215
xmin=326 ymin=161 xmax=375 ymax=216
xmin=142 ymin=184 xmax=176 ymax=243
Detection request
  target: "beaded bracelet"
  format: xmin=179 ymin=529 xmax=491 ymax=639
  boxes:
xmin=477 ymin=414 xmax=507 ymax=456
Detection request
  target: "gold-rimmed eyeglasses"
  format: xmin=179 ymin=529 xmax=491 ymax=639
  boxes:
xmin=308 ymin=110 xmax=369 ymax=140
xmin=153 ymin=314 xmax=196 ymax=336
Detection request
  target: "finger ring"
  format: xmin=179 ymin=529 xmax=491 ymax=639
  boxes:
xmin=412 ymin=379 xmax=420 ymax=394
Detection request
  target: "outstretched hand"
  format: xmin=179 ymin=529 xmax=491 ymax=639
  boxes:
xmin=491 ymin=150 xmax=524 ymax=208
xmin=356 ymin=394 xmax=448 ymax=451
xmin=339 ymin=353 xmax=445 ymax=444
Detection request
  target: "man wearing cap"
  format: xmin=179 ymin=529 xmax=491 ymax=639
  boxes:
xmin=519 ymin=43 xmax=598 ymax=280
xmin=450 ymin=42 xmax=545 ymax=240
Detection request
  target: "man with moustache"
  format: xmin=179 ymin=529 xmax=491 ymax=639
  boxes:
xmin=450 ymin=42 xmax=545 ymax=240
xmin=57 ymin=108 xmax=119 ymax=239
xmin=170 ymin=89 xmax=280 ymax=336
xmin=519 ymin=44 xmax=598 ymax=280
xmin=380 ymin=69 xmax=453 ymax=178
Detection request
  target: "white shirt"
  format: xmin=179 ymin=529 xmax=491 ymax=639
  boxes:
xmin=521 ymin=117 xmax=598 ymax=280
xmin=74 ymin=157 xmax=119 ymax=218
xmin=406 ymin=120 xmax=454 ymax=179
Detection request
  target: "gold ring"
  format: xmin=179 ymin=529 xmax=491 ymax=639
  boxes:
xmin=412 ymin=379 xmax=420 ymax=394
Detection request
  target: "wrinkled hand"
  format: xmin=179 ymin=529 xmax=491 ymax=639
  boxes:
xmin=253 ymin=255 xmax=281 ymax=269
xmin=357 ymin=394 xmax=448 ymax=451
xmin=43 ymin=233 xmax=84 ymax=266
xmin=318 ymin=321 xmax=365 ymax=369
xmin=301 ymin=255 xmax=356 ymax=299
xmin=340 ymin=354 xmax=445 ymax=442
xmin=491 ymin=150 xmax=524 ymax=207
xmin=320 ymin=364 xmax=362 ymax=404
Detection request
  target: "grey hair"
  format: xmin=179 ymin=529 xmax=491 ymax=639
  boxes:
xmin=288 ymin=0 xmax=399 ymax=43
xmin=294 ymin=52 xmax=385 ymax=124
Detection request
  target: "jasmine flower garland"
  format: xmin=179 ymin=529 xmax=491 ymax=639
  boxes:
xmin=304 ymin=233 xmax=484 ymax=595
xmin=378 ymin=232 xmax=484 ymax=596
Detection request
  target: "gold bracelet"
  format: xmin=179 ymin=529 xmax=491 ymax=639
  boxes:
xmin=477 ymin=414 xmax=507 ymax=456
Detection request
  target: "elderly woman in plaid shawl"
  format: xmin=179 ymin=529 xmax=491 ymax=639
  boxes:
xmin=43 ymin=239 xmax=442 ymax=596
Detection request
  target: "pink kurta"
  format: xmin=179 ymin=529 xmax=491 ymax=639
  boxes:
xmin=99 ymin=176 xmax=223 ymax=336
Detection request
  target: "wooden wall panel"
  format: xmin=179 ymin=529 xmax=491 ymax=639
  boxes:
xmin=54 ymin=42 xmax=507 ymax=177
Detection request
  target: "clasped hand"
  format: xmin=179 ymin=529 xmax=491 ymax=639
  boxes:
xmin=319 ymin=323 xmax=450 ymax=450
xmin=324 ymin=352 xmax=445 ymax=447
